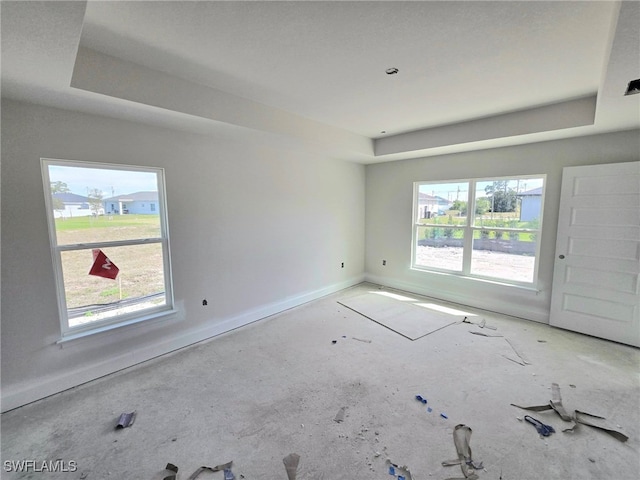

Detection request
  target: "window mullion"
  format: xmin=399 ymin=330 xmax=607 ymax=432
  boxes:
xmin=57 ymin=237 xmax=162 ymax=252
xmin=461 ymin=181 xmax=475 ymax=275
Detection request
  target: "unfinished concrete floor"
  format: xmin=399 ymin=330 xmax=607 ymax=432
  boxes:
xmin=2 ymin=283 xmax=639 ymax=479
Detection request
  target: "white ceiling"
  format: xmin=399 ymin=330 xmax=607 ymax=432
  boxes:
xmin=2 ymin=1 xmax=639 ymax=163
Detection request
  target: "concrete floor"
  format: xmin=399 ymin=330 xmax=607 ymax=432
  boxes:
xmin=2 ymin=283 xmax=639 ymax=480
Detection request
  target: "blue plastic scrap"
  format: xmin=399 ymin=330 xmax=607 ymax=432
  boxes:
xmin=427 ymin=407 xmax=432 ymax=413
xmin=440 ymin=413 xmax=448 ymax=419
xmin=525 ymin=415 xmax=555 ymax=436
xmin=415 ymin=395 xmax=427 ymax=404
xmin=386 ymin=459 xmax=412 ymax=480
xmin=115 ymin=411 xmax=136 ymax=429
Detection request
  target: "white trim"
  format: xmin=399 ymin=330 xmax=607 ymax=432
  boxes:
xmin=58 ymin=238 xmax=162 ymax=251
xmin=0 ymin=276 xmax=364 ymax=413
xmin=57 ymin=308 xmax=178 ymax=345
xmin=463 ymin=180 xmax=475 ymax=275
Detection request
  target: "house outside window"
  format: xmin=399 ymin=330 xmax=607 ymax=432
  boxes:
xmin=42 ymin=159 xmax=174 ymax=339
xmin=412 ymin=175 xmax=545 ymax=285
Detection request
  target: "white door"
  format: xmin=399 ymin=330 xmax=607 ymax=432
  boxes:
xmin=550 ymin=161 xmax=640 ymax=347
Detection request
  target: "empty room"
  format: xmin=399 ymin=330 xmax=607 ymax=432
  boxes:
xmin=1 ymin=1 xmax=639 ymax=479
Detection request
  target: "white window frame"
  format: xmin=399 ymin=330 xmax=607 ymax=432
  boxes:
xmin=41 ymin=159 xmax=175 ymax=340
xmin=411 ymin=174 xmax=545 ymax=287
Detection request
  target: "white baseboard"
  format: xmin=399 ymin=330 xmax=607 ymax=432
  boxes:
xmin=1 ymin=275 xmax=364 ymax=413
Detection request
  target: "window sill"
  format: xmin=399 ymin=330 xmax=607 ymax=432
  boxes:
xmin=57 ymin=308 xmax=178 ymax=346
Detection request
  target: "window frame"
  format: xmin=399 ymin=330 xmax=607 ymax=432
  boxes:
xmin=411 ymin=174 xmax=545 ymax=287
xmin=41 ymin=158 xmax=175 ymax=340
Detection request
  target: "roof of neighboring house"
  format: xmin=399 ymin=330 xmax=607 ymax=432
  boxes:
xmin=418 ymin=193 xmax=452 ymax=205
xmin=418 ymin=192 xmax=439 ymax=202
xmin=103 ymin=191 xmax=158 ymax=202
xmin=53 ymin=192 xmax=89 ymax=203
xmin=517 ymin=187 xmax=543 ymax=196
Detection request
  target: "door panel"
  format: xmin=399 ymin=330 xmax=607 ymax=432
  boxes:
xmin=550 ymin=161 xmax=640 ymax=347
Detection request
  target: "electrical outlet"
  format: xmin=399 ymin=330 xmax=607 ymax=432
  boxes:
xmin=382 ymin=260 xmax=386 ymax=266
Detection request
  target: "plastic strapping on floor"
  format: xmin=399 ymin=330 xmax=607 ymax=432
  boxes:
xmin=511 ymin=383 xmax=628 ymax=442
xmin=162 ymin=461 xmax=233 ymax=480
xmin=442 ymin=424 xmax=483 ymax=480
xmin=187 ymin=462 xmax=233 ymax=480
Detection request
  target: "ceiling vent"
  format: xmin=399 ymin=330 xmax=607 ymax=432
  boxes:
xmin=624 ymin=78 xmax=640 ymax=96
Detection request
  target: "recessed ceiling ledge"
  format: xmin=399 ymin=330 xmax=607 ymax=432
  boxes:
xmin=374 ymin=95 xmax=597 ymax=156
xmin=70 ymin=47 xmax=373 ymax=157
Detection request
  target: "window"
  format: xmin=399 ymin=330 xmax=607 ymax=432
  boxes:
xmin=42 ymin=159 xmax=174 ymax=338
xmin=412 ymin=175 xmax=545 ymax=286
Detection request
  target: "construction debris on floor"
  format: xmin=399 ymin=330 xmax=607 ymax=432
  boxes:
xmin=283 ymin=453 xmax=300 ymax=480
xmin=511 ymin=383 xmax=629 ymax=442
xmin=115 ymin=411 xmax=136 ymax=429
xmin=2 ymin=285 xmax=638 ymax=479
xmin=386 ymin=459 xmax=413 ymax=480
xmin=524 ymin=415 xmax=556 ymax=437
xmin=442 ymin=424 xmax=483 ymax=480
xmin=162 ymin=461 xmax=234 ymax=480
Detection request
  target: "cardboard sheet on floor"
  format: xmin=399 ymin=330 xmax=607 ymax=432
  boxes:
xmin=338 ymin=293 xmax=460 ymax=340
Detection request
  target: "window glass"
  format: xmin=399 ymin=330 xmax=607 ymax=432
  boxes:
xmin=416 ymin=182 xmax=468 ymax=223
xmin=470 ymin=230 xmax=537 ymax=283
xmin=60 ymin=244 xmax=167 ymax=327
xmin=415 ymin=227 xmax=465 ymax=272
xmin=49 ymin=165 xmax=161 ymax=245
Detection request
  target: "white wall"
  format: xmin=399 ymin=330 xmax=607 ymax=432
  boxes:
xmin=1 ymin=99 xmax=365 ymax=411
xmin=3 ymin=97 xmax=638 ymax=412
xmin=365 ymin=130 xmax=640 ymax=322
xmin=56 ymin=203 xmax=94 ymax=218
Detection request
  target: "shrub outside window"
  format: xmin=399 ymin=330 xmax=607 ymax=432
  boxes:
xmin=412 ymin=175 xmax=545 ymax=286
xmin=42 ymin=159 xmax=174 ymax=338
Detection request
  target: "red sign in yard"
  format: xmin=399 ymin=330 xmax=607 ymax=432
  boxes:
xmin=88 ymin=249 xmax=119 ymax=280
